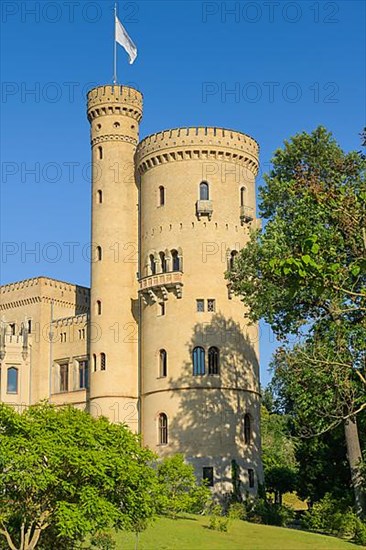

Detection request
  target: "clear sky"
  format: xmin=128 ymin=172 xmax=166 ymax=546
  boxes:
xmin=1 ymin=0 xmax=365 ymax=385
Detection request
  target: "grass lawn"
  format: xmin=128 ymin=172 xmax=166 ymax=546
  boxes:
xmin=114 ymin=515 xmax=364 ymax=549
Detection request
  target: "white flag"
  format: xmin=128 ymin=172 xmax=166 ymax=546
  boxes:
xmin=115 ymin=16 xmax=137 ymax=64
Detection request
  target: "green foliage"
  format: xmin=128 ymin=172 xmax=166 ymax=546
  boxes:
xmin=228 ymin=503 xmax=247 ymax=521
xmin=0 ymin=402 xmax=159 ymax=549
xmin=157 ymin=454 xmax=211 ymax=518
xmin=208 ymin=505 xmax=229 ymax=532
xmin=302 ymin=493 xmax=366 ymax=545
xmin=261 ymin=404 xmax=298 ymax=502
xmin=244 ymin=497 xmax=295 ymax=527
xmin=90 ymin=532 xmax=117 ymax=550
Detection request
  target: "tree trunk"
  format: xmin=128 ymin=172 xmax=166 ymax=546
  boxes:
xmin=344 ymin=416 xmax=365 ymax=517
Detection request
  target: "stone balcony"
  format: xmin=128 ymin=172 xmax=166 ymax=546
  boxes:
xmin=139 ymin=271 xmax=183 ymax=304
xmin=196 ymin=200 xmax=213 ymax=220
xmin=240 ymin=205 xmax=254 ymax=225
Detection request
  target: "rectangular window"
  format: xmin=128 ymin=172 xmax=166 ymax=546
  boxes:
xmin=248 ymin=468 xmax=255 ymax=488
xmin=59 ymin=364 xmax=69 ymax=392
xmin=207 ymin=299 xmax=216 ymax=312
xmin=158 ymin=302 xmax=165 ymax=316
xmin=9 ymin=323 xmax=16 ymax=336
xmin=196 ymin=299 xmax=204 ymax=312
xmin=78 ymin=360 xmax=89 ymax=389
xmin=203 ymin=467 xmax=214 ymax=487
xmin=27 ymin=320 xmax=32 ymax=333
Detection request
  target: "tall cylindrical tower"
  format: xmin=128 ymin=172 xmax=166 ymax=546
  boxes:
xmin=136 ymin=127 xmax=263 ymax=495
xmin=87 ymin=85 xmax=142 ymax=428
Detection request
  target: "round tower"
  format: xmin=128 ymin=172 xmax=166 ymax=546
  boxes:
xmin=136 ymin=127 xmax=263 ymax=495
xmin=87 ymin=85 xmax=142 ymax=428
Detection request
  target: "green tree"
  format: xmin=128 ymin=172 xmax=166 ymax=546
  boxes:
xmin=157 ymin=454 xmax=211 ymax=518
xmin=0 ymin=403 xmax=159 ymax=549
xmin=261 ymin=405 xmax=298 ymax=504
xmin=228 ymin=127 xmax=366 ymax=516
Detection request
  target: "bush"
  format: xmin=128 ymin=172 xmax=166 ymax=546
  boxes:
xmin=228 ymin=502 xmax=247 ymax=521
xmin=354 ymin=518 xmax=366 ymax=546
xmin=208 ymin=504 xmax=230 ymax=532
xmin=301 ymin=493 xmax=366 ymax=546
xmin=250 ymin=499 xmax=295 ymax=527
xmin=90 ymin=532 xmax=116 ymax=550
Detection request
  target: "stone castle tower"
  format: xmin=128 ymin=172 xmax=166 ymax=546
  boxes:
xmin=0 ymin=84 xmax=263 ymax=496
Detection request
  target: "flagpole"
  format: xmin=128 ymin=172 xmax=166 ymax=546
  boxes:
xmin=113 ymin=2 xmax=117 ymax=84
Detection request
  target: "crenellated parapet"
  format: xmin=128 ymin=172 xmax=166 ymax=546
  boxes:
xmin=87 ymin=85 xmax=143 ymax=123
xmin=135 ymin=127 xmax=259 ymax=176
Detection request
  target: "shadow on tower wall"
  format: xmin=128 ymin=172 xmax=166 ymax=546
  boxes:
xmin=167 ymin=313 xmax=263 ymax=494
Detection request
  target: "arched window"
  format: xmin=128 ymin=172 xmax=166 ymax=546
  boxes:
xmin=240 ymin=186 xmax=246 ymax=207
xmin=7 ymin=367 xmax=18 ymax=394
xmin=200 ymin=181 xmax=209 ymax=200
xmin=229 ymin=250 xmax=238 ymax=271
xmin=160 ymin=252 xmax=167 ymax=273
xmin=150 ymin=254 xmax=156 ymax=275
xmin=192 ymin=346 xmax=205 ymax=375
xmin=97 ymin=190 xmax=103 ymax=204
xmin=171 ymin=249 xmax=180 ymax=271
xmin=100 ymin=353 xmax=106 ymax=371
xmin=159 ymin=186 xmax=165 ymax=206
xmin=244 ymin=414 xmax=251 ymax=445
xmin=96 ymin=246 xmax=102 ymax=261
xmin=158 ymin=413 xmax=168 ymax=445
xmin=97 ymin=146 xmax=103 ymax=160
xmin=96 ymin=300 xmax=102 ymax=315
xmin=208 ymin=347 xmax=220 ymax=375
xmin=93 ymin=354 xmax=97 ymax=372
xmin=159 ymin=349 xmax=167 ymax=377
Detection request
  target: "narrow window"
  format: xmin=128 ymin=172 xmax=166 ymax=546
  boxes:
xmin=78 ymin=360 xmax=89 ymax=389
xmin=171 ymin=249 xmax=180 ymax=271
xmin=200 ymin=181 xmax=209 ymax=200
xmin=150 ymin=254 xmax=156 ymax=275
xmin=9 ymin=323 xmax=16 ymax=336
xmin=27 ymin=320 xmax=32 ymax=333
xmin=207 ymin=299 xmax=216 ymax=312
xmin=158 ymin=413 xmax=168 ymax=445
xmin=240 ymin=186 xmax=245 ymax=207
xmin=158 ymin=302 xmax=165 ymax=316
xmin=160 ymin=251 xmax=167 ymax=273
xmin=208 ymin=347 xmax=220 ymax=375
xmin=196 ymin=299 xmax=205 ymax=312
xmin=229 ymin=250 xmax=238 ymax=271
xmin=193 ymin=346 xmax=205 ymax=375
xmin=97 ymin=189 xmax=103 ymax=204
xmin=244 ymin=414 xmax=251 ymax=445
xmin=248 ymin=468 xmax=255 ymax=488
xmin=203 ymin=467 xmax=214 ymax=487
xmin=93 ymin=354 xmax=97 ymax=372
xmin=97 ymin=146 xmax=103 ymax=160
xmin=159 ymin=186 xmax=165 ymax=206
xmin=59 ymin=364 xmax=69 ymax=392
xmin=7 ymin=367 xmax=18 ymax=394
xmin=96 ymin=300 xmax=102 ymax=315
xmin=159 ymin=349 xmax=167 ymax=377
xmin=96 ymin=246 xmax=102 ymax=261
xmin=100 ymin=353 xmax=106 ymax=371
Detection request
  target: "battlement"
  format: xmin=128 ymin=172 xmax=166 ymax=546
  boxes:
xmin=136 ymin=127 xmax=259 ymax=176
xmin=87 ymin=85 xmax=143 ymax=122
xmin=0 ymin=276 xmax=89 ymax=296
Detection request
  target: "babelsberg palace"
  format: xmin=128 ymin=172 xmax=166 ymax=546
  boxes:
xmin=0 ymin=85 xmax=263 ymax=496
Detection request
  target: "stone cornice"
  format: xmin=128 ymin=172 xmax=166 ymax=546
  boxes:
xmin=91 ymin=134 xmax=138 ymax=147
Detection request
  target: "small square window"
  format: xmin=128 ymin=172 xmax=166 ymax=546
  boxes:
xmin=203 ymin=466 xmax=214 ymax=487
xmin=207 ymin=299 xmax=216 ymax=312
xmin=196 ymin=299 xmax=204 ymax=312
xmin=158 ymin=302 xmax=166 ymax=316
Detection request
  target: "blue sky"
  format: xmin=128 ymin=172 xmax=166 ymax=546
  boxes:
xmin=1 ymin=0 xmax=365 ymax=385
